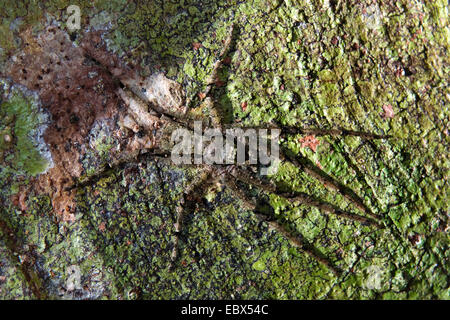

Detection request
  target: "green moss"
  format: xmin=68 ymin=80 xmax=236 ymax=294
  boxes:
xmin=0 ymin=0 xmax=448 ymax=299
xmin=0 ymin=82 xmax=50 ymax=177
xmin=252 ymin=259 xmax=266 ymax=272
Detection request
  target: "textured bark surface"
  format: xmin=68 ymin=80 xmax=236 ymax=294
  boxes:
xmin=0 ymin=0 xmax=448 ymax=299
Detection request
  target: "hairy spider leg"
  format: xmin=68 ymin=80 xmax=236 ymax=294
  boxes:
xmin=222 ymin=162 xmax=383 ymax=274
xmin=168 ymin=23 xmax=236 ymax=268
xmin=201 ymin=23 xmax=235 ymax=128
xmin=225 ymin=175 xmax=342 ymax=275
xmin=169 ymin=166 xmax=214 ymax=270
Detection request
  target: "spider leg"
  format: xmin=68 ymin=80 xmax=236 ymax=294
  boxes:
xmin=229 ymin=166 xmax=379 ymax=226
xmin=274 ymin=125 xmax=390 ymax=220
xmin=281 ymin=148 xmax=380 ymax=221
xmin=170 ymin=166 xmax=215 ymax=270
xmin=204 ymin=23 xmax=235 ymax=98
xmin=65 ymin=151 xmax=171 ymax=191
xmin=200 ymin=23 xmax=235 ymax=128
xmin=279 ymin=126 xmax=390 ymax=139
xmin=224 ymin=175 xmax=341 ymax=275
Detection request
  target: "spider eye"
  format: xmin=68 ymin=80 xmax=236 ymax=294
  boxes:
xmin=137 ymin=130 xmax=145 ymax=138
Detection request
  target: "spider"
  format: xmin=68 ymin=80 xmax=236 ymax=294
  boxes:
xmin=6 ymin=23 xmax=388 ymax=277
xmin=70 ymin=23 xmax=389 ymax=276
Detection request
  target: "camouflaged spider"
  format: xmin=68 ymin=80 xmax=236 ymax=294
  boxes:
xmin=74 ymin=24 xmax=389 ymax=276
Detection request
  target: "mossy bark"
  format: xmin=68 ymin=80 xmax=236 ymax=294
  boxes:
xmin=0 ymin=0 xmax=448 ymax=299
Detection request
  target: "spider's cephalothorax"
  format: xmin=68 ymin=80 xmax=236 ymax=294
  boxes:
xmin=9 ymin=24 xmax=389 ymax=275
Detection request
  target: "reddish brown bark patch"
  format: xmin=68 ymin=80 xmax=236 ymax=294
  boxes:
xmin=298 ymin=135 xmax=320 ymax=152
xmin=5 ymin=26 xmax=124 ymax=218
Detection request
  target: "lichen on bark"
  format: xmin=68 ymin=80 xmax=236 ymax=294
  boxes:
xmin=0 ymin=0 xmax=448 ymax=299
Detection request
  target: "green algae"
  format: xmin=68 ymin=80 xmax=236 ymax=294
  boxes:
xmin=0 ymin=81 xmax=50 ymax=178
xmin=0 ymin=0 xmax=449 ymax=299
